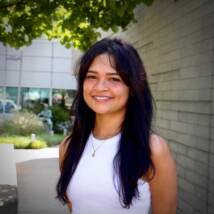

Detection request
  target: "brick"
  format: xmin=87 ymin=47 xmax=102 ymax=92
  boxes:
xmin=170 ymin=121 xmax=188 ymax=134
xmin=209 ymin=166 xmax=214 ymax=180
xmin=170 ymin=121 xmax=210 ymax=139
xmin=211 ymin=143 xmax=214 ymax=154
xmin=201 ymin=51 xmax=214 ymax=64
xmin=180 ymin=66 xmax=201 ymax=79
xmin=181 ymin=43 xmax=201 ymax=58
xmin=172 ymin=102 xmax=210 ymax=114
xmin=179 ymin=178 xmax=207 ymax=202
xmin=155 ymin=127 xmax=178 ymax=140
xmin=200 ymin=38 xmax=214 ymax=52
xmin=177 ymin=133 xmax=209 ymax=151
xmin=176 ymin=89 xmax=212 ymax=101
xmin=178 ymin=177 xmax=195 ymax=193
xmin=178 ymin=112 xmax=210 ymax=126
xmin=156 ymin=101 xmax=211 ymax=114
xmin=202 ymin=11 xmax=214 ymax=27
xmin=178 ymin=198 xmax=194 ymax=214
xmin=210 ymin=154 xmax=214 ymax=167
xmin=176 ymin=154 xmax=208 ymax=176
xmin=160 ymin=49 xmax=181 ymax=64
xmin=187 ymin=148 xmax=208 ymax=164
xmin=156 ymin=118 xmax=170 ymax=129
xmin=171 ymin=77 xmax=212 ymax=90
xmin=208 ymin=191 xmax=214 ymax=208
xmin=169 ymin=141 xmax=187 ymax=155
xmin=186 ymin=123 xmax=210 ymax=139
xmin=200 ymin=62 xmax=214 ymax=77
xmin=179 ymin=187 xmax=207 ymax=213
xmin=159 ymin=109 xmax=178 ymax=120
xmin=176 ymin=165 xmax=186 ymax=178
xmin=185 ymin=170 xmax=208 ymax=189
xmin=183 ymin=0 xmax=210 ymax=16
xmin=208 ymin=179 xmax=214 ymax=195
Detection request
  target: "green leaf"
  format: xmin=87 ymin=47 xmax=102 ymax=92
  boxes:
xmin=0 ymin=0 xmax=155 ymax=50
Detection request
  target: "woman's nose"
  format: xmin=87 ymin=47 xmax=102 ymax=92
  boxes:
xmin=94 ymin=79 xmax=108 ymax=90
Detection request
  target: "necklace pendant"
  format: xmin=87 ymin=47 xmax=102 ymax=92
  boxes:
xmin=92 ymin=152 xmax=95 ymax=157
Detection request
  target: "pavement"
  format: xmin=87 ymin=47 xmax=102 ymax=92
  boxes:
xmin=0 ymin=145 xmax=69 ymax=214
xmin=0 ymin=185 xmax=17 ymax=214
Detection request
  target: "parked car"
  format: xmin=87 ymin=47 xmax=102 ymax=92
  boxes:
xmin=0 ymin=99 xmax=20 ymax=118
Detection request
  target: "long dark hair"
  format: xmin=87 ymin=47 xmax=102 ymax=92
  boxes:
xmin=56 ymin=38 xmax=156 ymax=208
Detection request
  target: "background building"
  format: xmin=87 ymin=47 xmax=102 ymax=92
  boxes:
xmin=0 ymin=38 xmax=81 ymax=109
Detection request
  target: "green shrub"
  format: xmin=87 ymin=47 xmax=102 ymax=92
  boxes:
xmin=38 ymin=133 xmax=64 ymax=147
xmin=27 ymin=139 xmax=47 ymax=149
xmin=21 ymin=100 xmax=44 ymax=115
xmin=0 ymin=112 xmax=45 ymax=136
xmin=0 ymin=136 xmax=47 ymax=149
xmin=50 ymin=105 xmax=70 ymax=133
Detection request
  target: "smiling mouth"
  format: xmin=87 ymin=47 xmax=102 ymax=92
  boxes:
xmin=92 ymin=96 xmax=113 ymax=101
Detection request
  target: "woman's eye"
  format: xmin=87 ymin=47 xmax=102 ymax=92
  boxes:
xmin=86 ymin=75 xmax=96 ymax=79
xmin=110 ymin=77 xmax=121 ymax=82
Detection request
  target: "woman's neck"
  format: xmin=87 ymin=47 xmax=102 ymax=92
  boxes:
xmin=93 ymin=113 xmax=125 ymax=139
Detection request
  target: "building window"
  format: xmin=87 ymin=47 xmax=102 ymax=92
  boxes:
xmin=52 ymin=89 xmax=76 ymax=109
xmin=6 ymin=87 xmax=18 ymax=103
xmin=0 ymin=87 xmax=4 ymax=99
xmin=21 ymin=87 xmax=50 ymax=109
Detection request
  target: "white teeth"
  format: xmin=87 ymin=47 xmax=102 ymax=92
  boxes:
xmin=93 ymin=96 xmax=111 ymax=100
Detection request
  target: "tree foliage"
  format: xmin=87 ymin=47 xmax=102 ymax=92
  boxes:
xmin=0 ymin=0 xmax=154 ymax=50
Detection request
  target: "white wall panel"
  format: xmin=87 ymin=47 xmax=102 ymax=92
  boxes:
xmin=0 ymin=70 xmax=5 ymax=85
xmin=53 ymin=43 xmax=71 ymax=58
xmin=6 ymin=59 xmax=20 ymax=71
xmin=0 ymin=43 xmax=6 ymax=55
xmin=52 ymin=73 xmax=76 ymax=89
xmin=0 ymin=56 xmax=5 ymax=70
xmin=6 ymin=71 xmax=19 ymax=86
xmin=23 ymin=41 xmax=52 ymax=57
xmin=21 ymin=72 xmax=51 ymax=88
xmin=23 ymin=57 xmax=51 ymax=72
xmin=53 ymin=58 xmax=71 ymax=73
xmin=7 ymin=47 xmax=21 ymax=56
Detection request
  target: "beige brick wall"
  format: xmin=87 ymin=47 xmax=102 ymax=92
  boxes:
xmin=106 ymin=0 xmax=214 ymax=213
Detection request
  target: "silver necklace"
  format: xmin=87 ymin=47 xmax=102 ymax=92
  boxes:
xmin=91 ymin=138 xmax=108 ymax=157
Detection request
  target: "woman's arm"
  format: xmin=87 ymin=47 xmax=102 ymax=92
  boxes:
xmin=148 ymin=134 xmax=177 ymax=214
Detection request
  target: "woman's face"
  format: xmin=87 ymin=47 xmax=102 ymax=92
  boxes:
xmin=83 ymin=53 xmax=129 ymax=117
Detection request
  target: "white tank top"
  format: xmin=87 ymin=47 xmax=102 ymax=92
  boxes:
xmin=66 ymin=132 xmax=151 ymax=214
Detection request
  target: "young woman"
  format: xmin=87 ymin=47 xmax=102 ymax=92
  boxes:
xmin=57 ymin=38 xmax=177 ymax=214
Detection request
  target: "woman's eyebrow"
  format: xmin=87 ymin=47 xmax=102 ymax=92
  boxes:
xmin=87 ymin=70 xmax=97 ymax=74
xmin=106 ymin=73 xmax=120 ymax=76
xmin=87 ymin=70 xmax=119 ymax=76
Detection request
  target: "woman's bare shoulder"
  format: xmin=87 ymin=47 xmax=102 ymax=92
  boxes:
xmin=149 ymin=133 xmax=170 ymax=157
